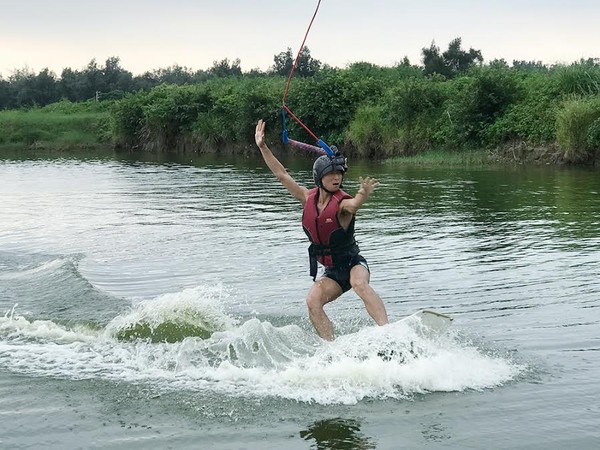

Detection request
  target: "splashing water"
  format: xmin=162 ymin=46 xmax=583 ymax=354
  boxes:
xmin=0 ymin=285 xmax=524 ymax=405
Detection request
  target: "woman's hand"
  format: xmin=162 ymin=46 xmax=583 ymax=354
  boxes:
xmin=358 ymin=176 xmax=379 ymax=197
xmin=255 ymin=119 xmax=266 ymax=148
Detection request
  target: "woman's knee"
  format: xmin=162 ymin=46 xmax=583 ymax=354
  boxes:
xmin=350 ymin=264 xmax=371 ymax=292
xmin=306 ymin=279 xmax=341 ymax=311
xmin=306 ymin=294 xmax=324 ymax=312
xmin=351 ymin=279 xmax=370 ymax=295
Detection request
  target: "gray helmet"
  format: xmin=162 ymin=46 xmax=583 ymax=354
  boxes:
xmin=313 ymin=150 xmax=348 ymax=187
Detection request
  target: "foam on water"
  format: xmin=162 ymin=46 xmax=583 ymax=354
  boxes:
xmin=0 ymin=257 xmax=68 ymax=280
xmin=0 ymin=285 xmax=525 ymax=405
xmin=105 ymin=285 xmax=236 ymax=342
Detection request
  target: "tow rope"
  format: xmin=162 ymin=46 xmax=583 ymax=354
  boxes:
xmin=281 ymin=0 xmax=334 ymax=157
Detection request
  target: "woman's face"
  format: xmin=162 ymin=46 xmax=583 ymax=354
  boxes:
xmin=321 ymin=171 xmax=343 ymax=191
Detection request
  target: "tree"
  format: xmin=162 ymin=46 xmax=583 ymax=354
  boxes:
xmin=9 ymin=67 xmax=37 ymax=107
xmin=59 ymin=67 xmax=83 ymax=101
xmin=422 ymin=41 xmax=452 ymax=78
xmin=0 ymin=76 xmax=12 ymax=109
xmin=152 ymin=65 xmax=194 ymax=85
xmin=209 ymin=58 xmax=242 ymax=77
xmin=31 ymin=68 xmax=59 ymax=105
xmin=103 ymin=56 xmax=133 ymax=93
xmin=272 ymin=47 xmax=294 ymax=76
xmin=422 ymin=37 xmax=483 ymax=78
xmin=443 ymin=38 xmax=483 ymax=74
xmin=80 ymin=58 xmax=104 ymax=100
xmin=272 ymin=47 xmax=321 ymax=77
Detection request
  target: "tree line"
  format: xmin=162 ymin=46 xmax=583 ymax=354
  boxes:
xmin=0 ymin=38 xmax=548 ymax=109
xmin=0 ymin=46 xmax=325 ymax=109
xmin=108 ymin=41 xmax=600 ymax=164
xmin=2 ymin=38 xmax=600 ymax=164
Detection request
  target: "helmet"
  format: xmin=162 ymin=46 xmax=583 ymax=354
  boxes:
xmin=313 ymin=149 xmax=348 ymax=187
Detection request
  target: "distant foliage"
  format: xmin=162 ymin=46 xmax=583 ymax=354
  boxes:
xmin=0 ymin=56 xmax=246 ymax=109
xmin=61 ymin=58 xmax=600 ymax=162
xmin=422 ymin=38 xmax=483 ymax=79
xmin=272 ymin=47 xmax=321 ymax=77
xmin=3 ymin=42 xmax=600 ymax=164
xmin=111 ymin=78 xmax=282 ymax=152
xmin=0 ymin=100 xmax=110 ymax=147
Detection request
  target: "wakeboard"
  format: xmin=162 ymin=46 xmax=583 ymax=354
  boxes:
xmin=400 ymin=309 xmax=453 ymax=334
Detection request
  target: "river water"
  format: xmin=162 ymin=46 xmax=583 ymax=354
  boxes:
xmin=1 ymin=152 xmax=599 ymax=449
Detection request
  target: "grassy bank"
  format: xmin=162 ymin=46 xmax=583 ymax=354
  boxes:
xmin=386 ymin=149 xmax=494 ymax=167
xmin=2 ymin=61 xmax=600 ymax=166
xmin=107 ymin=63 xmax=600 ymax=165
xmin=0 ymin=100 xmax=112 ymax=150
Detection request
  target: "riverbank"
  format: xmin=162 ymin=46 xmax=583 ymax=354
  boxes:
xmin=2 ymin=62 xmax=600 ymax=166
xmin=0 ymin=108 xmax=564 ymax=167
xmin=0 ymin=100 xmax=111 ymax=150
xmin=385 ymin=142 xmax=569 ymax=167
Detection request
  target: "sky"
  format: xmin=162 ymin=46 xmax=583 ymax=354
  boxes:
xmin=1 ymin=0 xmax=599 ymax=77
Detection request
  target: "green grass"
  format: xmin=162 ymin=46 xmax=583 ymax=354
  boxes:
xmin=386 ymin=148 xmax=493 ymax=167
xmin=0 ymin=102 xmax=112 ymax=149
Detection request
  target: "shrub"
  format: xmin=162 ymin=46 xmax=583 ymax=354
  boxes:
xmin=345 ymin=104 xmax=387 ymax=158
xmin=556 ymin=96 xmax=600 ymax=162
xmin=553 ymin=64 xmax=600 ymax=96
xmin=379 ymin=77 xmax=447 ymax=154
xmin=440 ymin=67 xmax=523 ymax=147
xmin=290 ymin=70 xmax=384 ymax=145
xmin=485 ymin=71 xmax=560 ymax=145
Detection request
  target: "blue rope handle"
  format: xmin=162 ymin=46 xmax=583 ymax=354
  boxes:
xmin=281 ymin=108 xmax=334 ymax=157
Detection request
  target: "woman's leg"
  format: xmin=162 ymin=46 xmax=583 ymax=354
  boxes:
xmin=306 ymin=277 xmax=343 ymax=341
xmin=350 ymin=265 xmax=389 ymax=325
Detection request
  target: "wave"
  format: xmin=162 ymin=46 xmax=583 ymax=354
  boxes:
xmin=0 ymin=285 xmax=525 ymax=405
xmin=105 ymin=286 xmax=235 ymax=342
xmin=0 ymin=253 xmax=125 ymax=323
xmin=0 ymin=257 xmax=69 ymax=280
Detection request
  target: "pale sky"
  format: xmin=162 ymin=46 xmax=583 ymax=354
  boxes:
xmin=1 ymin=0 xmax=599 ymax=77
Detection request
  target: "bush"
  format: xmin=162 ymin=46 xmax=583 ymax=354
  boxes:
xmin=290 ymin=70 xmax=384 ymax=145
xmin=439 ymin=67 xmax=523 ymax=147
xmin=345 ymin=104 xmax=387 ymax=158
xmin=485 ymin=71 xmax=559 ymax=145
xmin=553 ymin=63 xmax=600 ymax=96
xmin=556 ymin=96 xmax=600 ymax=162
xmin=383 ymin=77 xmax=447 ymax=153
xmin=587 ymin=116 xmax=600 ymax=150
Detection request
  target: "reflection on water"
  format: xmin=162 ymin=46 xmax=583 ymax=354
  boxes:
xmin=300 ymin=418 xmax=376 ymax=450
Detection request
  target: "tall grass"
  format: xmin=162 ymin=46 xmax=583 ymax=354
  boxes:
xmin=0 ymin=100 xmax=111 ymax=148
xmin=386 ymin=148 xmax=492 ymax=167
xmin=556 ymin=96 xmax=600 ymax=162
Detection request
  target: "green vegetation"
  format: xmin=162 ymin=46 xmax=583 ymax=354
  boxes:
xmin=2 ymin=39 xmax=600 ymax=164
xmin=0 ymin=100 xmax=111 ymax=149
xmin=556 ymin=96 xmax=600 ymax=163
xmin=386 ymin=149 xmax=492 ymax=167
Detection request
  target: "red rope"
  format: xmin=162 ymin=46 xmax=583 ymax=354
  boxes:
xmin=282 ymin=0 xmax=322 ymax=143
xmin=282 ymin=0 xmax=322 ymax=104
xmin=283 ymin=105 xmax=319 ymax=142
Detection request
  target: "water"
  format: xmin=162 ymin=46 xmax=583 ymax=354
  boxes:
xmin=1 ymin=152 xmax=599 ymax=449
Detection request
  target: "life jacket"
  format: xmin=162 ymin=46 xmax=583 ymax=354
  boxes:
xmin=302 ymin=187 xmax=360 ymax=280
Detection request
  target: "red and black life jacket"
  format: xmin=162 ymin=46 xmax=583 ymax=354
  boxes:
xmin=302 ymin=187 xmax=360 ymax=279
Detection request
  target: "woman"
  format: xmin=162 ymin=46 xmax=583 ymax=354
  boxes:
xmin=254 ymin=119 xmax=388 ymax=340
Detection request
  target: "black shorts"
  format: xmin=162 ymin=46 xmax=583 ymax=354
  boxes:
xmin=322 ymin=255 xmax=370 ymax=293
